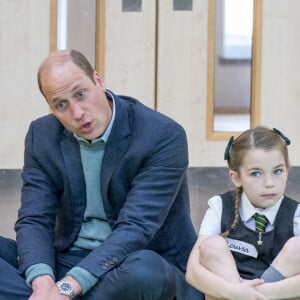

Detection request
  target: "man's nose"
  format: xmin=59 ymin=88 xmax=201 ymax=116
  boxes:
xmin=70 ymin=101 xmax=84 ymax=120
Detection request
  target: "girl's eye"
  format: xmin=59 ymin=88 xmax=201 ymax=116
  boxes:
xmin=250 ymin=171 xmax=261 ymax=177
xmin=274 ymin=168 xmax=283 ymax=175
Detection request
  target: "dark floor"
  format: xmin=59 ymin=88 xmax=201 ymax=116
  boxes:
xmin=0 ymin=170 xmax=22 ymax=239
xmin=1 ymin=167 xmax=300 ymax=239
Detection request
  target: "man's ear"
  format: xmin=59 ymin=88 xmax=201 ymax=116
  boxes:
xmin=229 ymin=170 xmax=242 ymax=187
xmin=93 ymin=71 xmax=105 ymax=89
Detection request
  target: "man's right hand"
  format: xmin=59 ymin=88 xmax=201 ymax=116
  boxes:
xmin=29 ymin=275 xmax=56 ymax=300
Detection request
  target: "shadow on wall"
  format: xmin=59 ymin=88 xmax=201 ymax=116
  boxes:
xmin=187 ymin=167 xmax=300 ymax=232
xmin=188 ymin=167 xmax=234 ymax=232
xmin=1 ymin=167 xmax=300 ymax=239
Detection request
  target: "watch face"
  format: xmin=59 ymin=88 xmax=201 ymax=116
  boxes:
xmin=60 ymin=281 xmax=72 ymax=292
xmin=57 ymin=280 xmax=74 ymax=298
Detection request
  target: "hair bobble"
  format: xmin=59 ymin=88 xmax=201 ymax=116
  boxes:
xmin=272 ymin=128 xmax=291 ymax=145
xmin=224 ymin=136 xmax=234 ymax=160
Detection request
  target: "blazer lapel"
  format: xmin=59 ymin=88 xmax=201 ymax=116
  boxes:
xmin=61 ymin=130 xmax=86 ymax=211
xmin=101 ymin=95 xmax=132 ymax=201
xmin=59 ymin=94 xmax=132 ymax=209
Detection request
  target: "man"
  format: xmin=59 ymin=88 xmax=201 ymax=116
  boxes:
xmin=0 ymin=50 xmax=203 ymax=299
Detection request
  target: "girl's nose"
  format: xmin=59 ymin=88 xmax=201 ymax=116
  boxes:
xmin=264 ymin=175 xmax=274 ymax=188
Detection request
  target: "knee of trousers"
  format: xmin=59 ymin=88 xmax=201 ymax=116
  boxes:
xmin=122 ymin=250 xmax=176 ymax=293
xmin=0 ymin=237 xmax=18 ymax=267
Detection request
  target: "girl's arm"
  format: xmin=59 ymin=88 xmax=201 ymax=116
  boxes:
xmin=256 ymin=268 xmax=300 ymax=299
xmin=186 ymin=235 xmax=267 ymax=300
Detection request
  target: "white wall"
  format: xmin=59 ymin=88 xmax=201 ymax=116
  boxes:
xmin=0 ymin=0 xmax=50 ymax=168
xmin=104 ymin=0 xmax=156 ymax=109
xmin=259 ymin=0 xmax=300 ymax=168
xmin=1 ymin=0 xmax=300 ymax=168
xmin=65 ymin=0 xmax=96 ymax=65
xmin=139 ymin=0 xmax=300 ymax=167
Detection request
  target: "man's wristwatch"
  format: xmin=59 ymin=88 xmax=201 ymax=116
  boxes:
xmin=56 ymin=280 xmax=76 ymax=299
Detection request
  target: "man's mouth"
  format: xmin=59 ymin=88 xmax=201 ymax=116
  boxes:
xmin=80 ymin=121 xmax=92 ymax=132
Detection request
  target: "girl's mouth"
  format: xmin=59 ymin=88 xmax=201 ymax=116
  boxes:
xmin=261 ymin=194 xmax=276 ymax=199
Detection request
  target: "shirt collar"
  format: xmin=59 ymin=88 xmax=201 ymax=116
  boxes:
xmin=74 ymin=90 xmax=116 ymax=144
xmin=240 ymin=192 xmax=283 ymax=226
xmin=101 ymin=90 xmax=115 ymax=143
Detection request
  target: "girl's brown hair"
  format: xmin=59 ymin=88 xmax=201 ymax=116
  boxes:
xmin=222 ymin=126 xmax=290 ymax=237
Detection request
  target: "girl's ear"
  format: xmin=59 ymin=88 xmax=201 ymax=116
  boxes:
xmin=229 ymin=170 xmax=242 ymax=187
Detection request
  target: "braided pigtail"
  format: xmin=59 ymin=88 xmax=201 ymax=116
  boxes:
xmin=221 ymin=126 xmax=290 ymax=238
xmin=221 ymin=186 xmax=242 ymax=238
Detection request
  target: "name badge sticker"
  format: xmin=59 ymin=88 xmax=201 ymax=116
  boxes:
xmin=226 ymin=238 xmax=258 ymax=258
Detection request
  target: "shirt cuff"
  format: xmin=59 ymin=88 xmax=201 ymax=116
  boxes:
xmin=25 ymin=263 xmax=55 ymax=287
xmin=67 ymin=267 xmax=98 ymax=295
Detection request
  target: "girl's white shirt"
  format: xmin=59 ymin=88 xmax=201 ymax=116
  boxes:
xmin=199 ymin=192 xmax=300 ymax=236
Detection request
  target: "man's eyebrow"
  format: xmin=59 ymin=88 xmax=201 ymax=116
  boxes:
xmin=52 ymin=96 xmax=65 ymax=104
xmin=51 ymin=84 xmax=82 ymax=103
xmin=71 ymin=84 xmax=81 ymax=92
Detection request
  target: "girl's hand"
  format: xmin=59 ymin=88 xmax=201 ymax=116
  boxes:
xmin=228 ymin=278 xmax=267 ymax=300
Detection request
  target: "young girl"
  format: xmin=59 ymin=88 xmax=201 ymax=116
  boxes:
xmin=186 ymin=127 xmax=300 ymax=300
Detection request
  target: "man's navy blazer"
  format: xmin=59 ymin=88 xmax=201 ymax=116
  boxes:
xmin=16 ymin=92 xmax=198 ymax=296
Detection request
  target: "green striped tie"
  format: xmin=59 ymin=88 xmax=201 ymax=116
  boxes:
xmin=253 ymin=213 xmax=269 ymax=232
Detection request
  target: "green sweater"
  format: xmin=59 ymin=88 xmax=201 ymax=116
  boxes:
xmin=26 ymin=93 xmax=116 ymax=295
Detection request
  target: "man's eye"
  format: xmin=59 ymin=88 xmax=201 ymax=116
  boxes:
xmin=54 ymin=101 xmax=67 ymax=111
xmin=77 ymin=91 xmax=85 ymax=98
